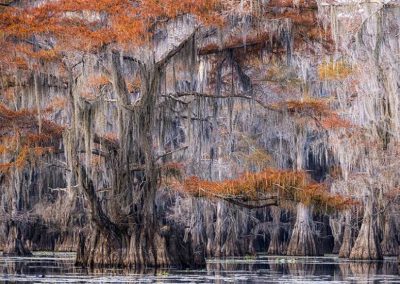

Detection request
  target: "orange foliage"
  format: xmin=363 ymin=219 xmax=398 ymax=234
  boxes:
xmin=127 ymin=76 xmax=141 ymax=94
xmin=0 ymin=103 xmax=63 ymax=173
xmin=184 ymin=168 xmax=355 ymax=212
xmin=44 ymin=96 xmax=68 ymax=112
xmin=274 ymin=97 xmax=331 ymax=117
xmin=87 ymin=74 xmax=110 ymax=88
xmin=0 ymin=103 xmax=64 ymax=136
xmin=273 ymin=97 xmax=351 ymax=130
xmin=318 ymin=60 xmax=353 ymax=81
xmin=320 ymin=114 xmax=352 ymax=129
xmin=0 ymin=0 xmax=223 ymax=61
xmin=102 ymin=132 xmax=119 ymax=144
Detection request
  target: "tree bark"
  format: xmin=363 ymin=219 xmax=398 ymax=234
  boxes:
xmin=349 ymin=198 xmax=382 ymax=260
xmin=286 ymin=203 xmax=319 ymax=256
xmin=3 ymin=223 xmax=32 ymax=256
xmin=338 ymin=210 xmax=354 ymax=258
xmin=267 ymin=206 xmax=286 ymax=255
xmin=330 ymin=213 xmax=344 ymax=254
xmin=74 ymin=54 xmax=198 ymax=268
xmin=380 ymin=211 xmax=398 ymax=256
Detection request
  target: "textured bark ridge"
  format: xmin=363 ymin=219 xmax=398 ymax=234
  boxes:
xmin=286 ymin=203 xmax=319 ymax=256
xmin=338 ymin=211 xmax=354 ymax=258
xmin=74 ymin=179 xmax=198 ymax=267
xmin=267 ymin=207 xmax=287 ymax=255
xmin=349 ymin=199 xmax=382 ymax=260
xmin=380 ymin=212 xmax=399 ymax=256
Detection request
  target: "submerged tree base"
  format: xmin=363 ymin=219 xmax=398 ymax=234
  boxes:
xmin=287 ymin=204 xmax=319 ymax=256
xmin=349 ymin=201 xmax=382 ymax=260
xmin=76 ymin=224 xmax=203 ymax=268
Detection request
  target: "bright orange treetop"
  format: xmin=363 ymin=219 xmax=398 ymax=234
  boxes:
xmin=0 ymin=0 xmax=223 ymax=62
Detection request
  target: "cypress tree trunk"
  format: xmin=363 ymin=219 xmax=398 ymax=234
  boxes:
xmin=74 ymin=55 xmax=197 ymax=268
xmin=349 ymin=198 xmax=382 ymax=260
xmin=330 ymin=213 xmax=344 ymax=254
xmin=286 ymin=203 xmax=318 ymax=256
xmin=3 ymin=223 xmax=32 ymax=256
xmin=380 ymin=211 xmax=398 ymax=256
xmin=267 ymin=206 xmax=286 ymax=255
xmin=338 ymin=210 xmax=354 ymax=258
xmin=2 ymin=170 xmax=32 ymax=256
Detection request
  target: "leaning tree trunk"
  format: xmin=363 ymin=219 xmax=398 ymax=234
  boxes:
xmin=349 ymin=198 xmax=382 ymax=260
xmin=267 ymin=206 xmax=286 ymax=255
xmin=286 ymin=203 xmax=318 ymax=256
xmin=380 ymin=211 xmax=399 ymax=256
xmin=338 ymin=210 xmax=354 ymax=258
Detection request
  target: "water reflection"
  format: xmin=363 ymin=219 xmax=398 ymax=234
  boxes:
xmin=0 ymin=252 xmax=399 ymax=283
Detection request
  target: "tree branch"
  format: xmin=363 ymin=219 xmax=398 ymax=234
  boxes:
xmin=167 ymin=91 xmax=280 ymax=112
xmin=156 ymin=28 xmax=198 ymax=69
xmin=156 ymin=146 xmax=188 ymax=161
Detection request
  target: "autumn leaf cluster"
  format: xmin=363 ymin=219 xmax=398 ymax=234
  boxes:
xmin=0 ymin=0 xmax=223 ymax=69
xmin=184 ymin=168 xmax=356 ymax=212
xmin=0 ymin=103 xmax=63 ymax=173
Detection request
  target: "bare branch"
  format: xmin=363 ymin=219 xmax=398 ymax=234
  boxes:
xmin=167 ymin=91 xmax=280 ymax=112
xmin=156 ymin=146 xmax=188 ymax=161
xmin=49 ymin=185 xmax=79 ymax=192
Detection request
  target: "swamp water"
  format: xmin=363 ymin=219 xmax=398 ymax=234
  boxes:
xmin=0 ymin=252 xmax=399 ymax=283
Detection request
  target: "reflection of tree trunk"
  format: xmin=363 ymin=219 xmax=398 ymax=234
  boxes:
xmin=380 ymin=212 xmax=398 ymax=256
xmin=338 ymin=263 xmax=352 ymax=280
xmin=349 ymin=199 xmax=382 ymax=260
xmin=288 ymin=262 xmax=316 ymax=277
xmin=287 ymin=203 xmax=318 ymax=256
xmin=267 ymin=206 xmax=286 ymax=255
xmin=339 ymin=210 xmax=354 ymax=258
xmin=349 ymin=262 xmax=380 ymax=277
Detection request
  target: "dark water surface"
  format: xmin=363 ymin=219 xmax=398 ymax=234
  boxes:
xmin=0 ymin=252 xmax=399 ymax=283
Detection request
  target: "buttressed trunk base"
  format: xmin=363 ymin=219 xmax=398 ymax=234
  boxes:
xmin=287 ymin=203 xmax=319 ymax=256
xmin=349 ymin=199 xmax=382 ymax=260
